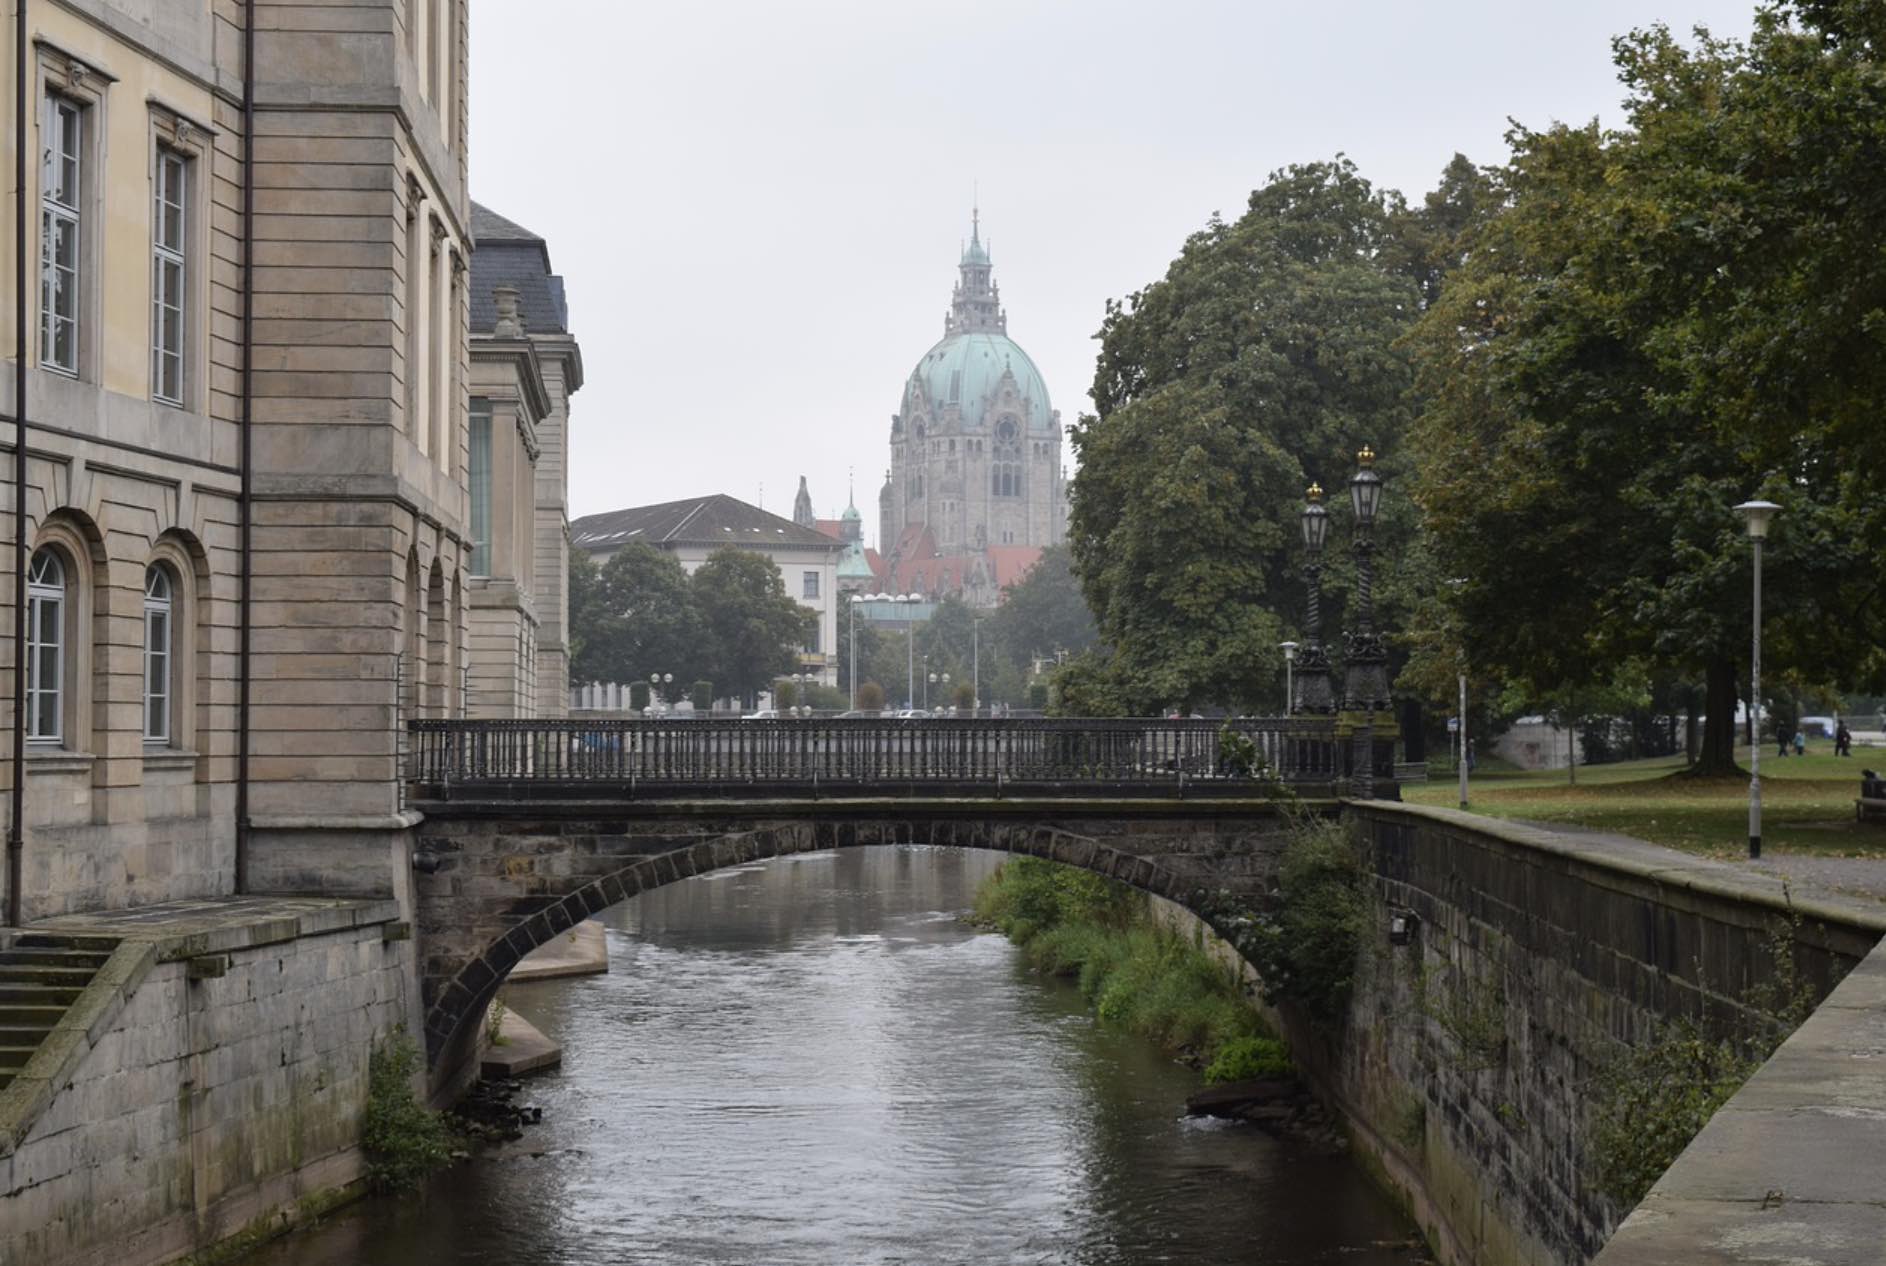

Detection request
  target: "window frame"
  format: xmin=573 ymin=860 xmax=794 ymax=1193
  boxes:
xmin=802 ymin=570 xmax=819 ymax=599
xmin=468 ymin=397 xmax=492 ymax=575
xmin=143 ymin=565 xmax=174 ymax=743
xmin=151 ymin=146 xmax=188 ymax=406
xmin=39 ymin=93 xmax=83 ymax=377
xmin=26 ymin=549 xmax=67 ymax=744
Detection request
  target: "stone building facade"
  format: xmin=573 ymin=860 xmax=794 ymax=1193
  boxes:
xmin=0 ymin=0 xmax=482 ymax=921
xmin=466 ymin=204 xmax=582 ymax=719
xmin=878 ymin=214 xmax=1065 ymax=602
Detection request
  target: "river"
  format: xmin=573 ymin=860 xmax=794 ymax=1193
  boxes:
xmin=241 ymin=845 xmax=1422 ymax=1265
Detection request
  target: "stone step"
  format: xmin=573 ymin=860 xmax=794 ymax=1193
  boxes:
xmin=11 ymin=933 xmax=120 ymax=953
xmin=0 ymin=1005 xmax=67 ymax=1027
xmin=0 ymin=965 xmax=95 ymax=987
xmin=0 ymin=948 xmax=111 ymax=970
xmin=0 ymin=984 xmax=82 ymax=1006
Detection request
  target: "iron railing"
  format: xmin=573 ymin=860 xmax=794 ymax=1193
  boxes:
xmin=405 ymin=716 xmax=1396 ymax=800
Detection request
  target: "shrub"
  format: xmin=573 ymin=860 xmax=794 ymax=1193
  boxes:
xmin=628 ymin=680 xmax=649 ymax=711
xmin=857 ymin=681 xmax=886 ymax=711
xmin=1591 ymin=1019 xmax=1757 ymax=1205
xmin=1205 ymin=1036 xmax=1293 ymax=1084
xmin=1237 ymin=813 xmax=1367 ymax=1028
xmin=361 ymin=1028 xmax=457 ymax=1194
xmin=691 ymin=680 xmax=713 ymax=711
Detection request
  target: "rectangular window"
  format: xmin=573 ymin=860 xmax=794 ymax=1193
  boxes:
xmin=152 ymin=148 xmax=187 ymax=405
xmin=40 ymin=96 xmax=82 ymax=376
xmin=802 ymin=570 xmax=819 ymax=599
xmin=803 ymin=625 xmax=821 ymax=655
xmin=468 ymin=398 xmax=491 ymax=575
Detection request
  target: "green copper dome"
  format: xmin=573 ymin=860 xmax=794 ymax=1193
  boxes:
xmin=906 ymin=332 xmax=1053 ymax=433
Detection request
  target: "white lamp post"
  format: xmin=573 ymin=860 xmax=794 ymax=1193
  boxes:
xmin=900 ymin=594 xmax=917 ymax=709
xmin=1279 ymin=641 xmax=1298 ymax=716
xmin=1734 ymin=499 xmax=1780 ymax=859
xmin=849 ymin=594 xmax=865 ymax=710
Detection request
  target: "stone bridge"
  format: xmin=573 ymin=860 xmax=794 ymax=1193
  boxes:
xmin=409 ymin=795 xmax=1312 ymax=1091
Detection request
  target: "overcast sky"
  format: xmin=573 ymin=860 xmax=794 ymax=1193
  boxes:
xmin=469 ymin=0 xmax=1758 ymax=547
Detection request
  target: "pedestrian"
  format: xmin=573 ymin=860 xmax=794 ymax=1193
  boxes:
xmin=1778 ymin=728 xmax=1790 ymax=758
xmin=1794 ymin=730 xmax=1806 ymax=757
xmin=1837 ymin=722 xmax=1853 ymax=757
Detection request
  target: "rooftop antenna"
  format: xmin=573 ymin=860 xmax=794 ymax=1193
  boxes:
xmin=758 ymin=481 xmax=763 ymax=510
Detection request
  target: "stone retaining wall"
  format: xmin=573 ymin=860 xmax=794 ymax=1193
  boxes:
xmin=1322 ymin=803 xmax=1886 ymax=1266
xmin=0 ymin=904 xmax=413 ymax=1266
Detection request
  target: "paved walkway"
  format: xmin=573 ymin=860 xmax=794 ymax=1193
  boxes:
xmin=1511 ymin=817 xmax=1886 ymax=906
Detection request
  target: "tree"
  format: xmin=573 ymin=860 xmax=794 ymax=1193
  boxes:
xmin=985 ymin=545 xmax=1098 ymax=680
xmin=1068 ymin=160 xmax=1424 ymax=714
xmin=690 ymin=547 xmax=814 ymax=707
xmin=567 ymin=542 xmax=704 ymax=687
xmin=1406 ymin=7 xmax=1886 ymax=775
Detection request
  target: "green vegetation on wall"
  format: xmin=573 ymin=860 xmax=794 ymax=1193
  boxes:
xmin=361 ymin=1029 xmax=458 ymax=1194
xmin=973 ymin=856 xmax=1282 ymax=1071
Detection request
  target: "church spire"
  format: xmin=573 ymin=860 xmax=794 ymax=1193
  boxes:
xmin=792 ymin=475 xmax=814 ymax=529
xmin=948 ymin=207 xmax=1004 ymax=336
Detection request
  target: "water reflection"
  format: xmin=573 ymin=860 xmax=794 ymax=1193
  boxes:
xmin=240 ymin=845 xmax=1418 ymax=1265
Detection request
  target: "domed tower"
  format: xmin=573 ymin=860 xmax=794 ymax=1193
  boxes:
xmin=887 ymin=213 xmax=1065 ymax=563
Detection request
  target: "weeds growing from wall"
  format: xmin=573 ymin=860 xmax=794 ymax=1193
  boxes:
xmin=1589 ymin=893 xmax=1822 ymax=1207
xmin=362 ymin=1028 xmax=459 ymax=1195
xmin=1211 ymin=811 xmax=1368 ymax=1029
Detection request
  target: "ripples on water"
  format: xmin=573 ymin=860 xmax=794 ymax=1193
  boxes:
xmin=240 ymin=846 xmax=1420 ymax=1265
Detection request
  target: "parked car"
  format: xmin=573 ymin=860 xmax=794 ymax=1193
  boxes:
xmin=836 ymin=710 xmax=880 ymax=719
xmin=742 ymin=709 xmax=779 ymax=720
xmin=892 ymin=709 xmax=931 ymax=719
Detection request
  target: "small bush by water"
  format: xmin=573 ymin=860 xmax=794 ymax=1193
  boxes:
xmin=974 ymin=856 xmax=1280 ymax=1071
xmin=1205 ymin=1036 xmax=1293 ymax=1085
xmin=362 ymin=1027 xmax=458 ymax=1194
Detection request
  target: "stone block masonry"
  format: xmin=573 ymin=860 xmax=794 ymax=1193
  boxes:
xmin=1320 ymin=803 xmax=1886 ymax=1266
xmin=0 ymin=898 xmax=413 ymax=1266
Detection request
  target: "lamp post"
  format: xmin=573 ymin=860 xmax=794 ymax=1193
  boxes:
xmin=849 ymin=594 xmax=865 ymax=710
xmin=1296 ymin=485 xmax=1333 ymax=713
xmin=1344 ymin=446 xmax=1388 ymax=799
xmin=972 ymin=615 xmax=981 ymax=717
xmin=648 ymin=671 xmax=672 ymax=716
xmin=1280 ymin=641 xmax=1298 ymax=716
xmin=902 ymin=594 xmax=917 ymax=709
xmin=1734 ymin=499 xmax=1780 ymax=859
xmin=1458 ymin=670 xmax=1469 ymax=810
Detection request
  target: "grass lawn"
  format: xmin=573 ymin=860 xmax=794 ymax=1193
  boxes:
xmin=1404 ymin=744 xmax=1886 ymax=860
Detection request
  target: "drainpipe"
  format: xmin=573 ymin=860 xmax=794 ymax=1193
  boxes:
xmin=233 ymin=0 xmax=254 ymax=892
xmin=9 ymin=0 xmax=29 ymax=928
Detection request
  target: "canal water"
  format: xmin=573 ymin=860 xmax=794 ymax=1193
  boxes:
xmin=243 ymin=846 xmax=1422 ymax=1265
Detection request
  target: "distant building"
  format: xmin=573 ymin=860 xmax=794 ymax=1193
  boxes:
xmin=876 ymin=211 xmax=1064 ymax=606
xmin=467 ymin=204 xmax=584 ymax=718
xmin=570 ymin=495 xmax=843 ymax=686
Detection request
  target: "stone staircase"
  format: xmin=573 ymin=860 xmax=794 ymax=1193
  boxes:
xmin=0 ymin=934 xmax=120 ymax=1091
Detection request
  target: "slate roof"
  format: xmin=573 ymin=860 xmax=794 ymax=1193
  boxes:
xmin=570 ymin=494 xmax=843 ymax=553
xmin=469 ymin=201 xmax=569 ymax=334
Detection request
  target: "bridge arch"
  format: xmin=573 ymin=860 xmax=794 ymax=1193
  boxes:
xmin=412 ymin=807 xmax=1284 ymax=1091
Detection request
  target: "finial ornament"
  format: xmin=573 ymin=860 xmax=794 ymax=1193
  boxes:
xmin=1306 ymin=482 xmax=1324 ymax=501
xmin=1357 ymin=445 xmax=1376 ymax=467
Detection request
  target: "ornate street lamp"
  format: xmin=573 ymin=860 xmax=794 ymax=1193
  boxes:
xmin=1295 ymin=484 xmax=1334 ymax=714
xmin=1343 ymin=446 xmax=1391 ymax=799
xmin=1734 ymin=499 xmax=1780 ymax=858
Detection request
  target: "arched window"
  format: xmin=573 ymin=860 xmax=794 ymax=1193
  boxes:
xmin=143 ymin=565 xmax=173 ymax=742
xmin=26 ymin=549 xmax=66 ymax=742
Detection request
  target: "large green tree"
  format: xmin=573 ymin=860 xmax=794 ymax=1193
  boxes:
xmin=567 ymin=542 xmax=705 ymax=688
xmin=691 ymin=547 xmax=815 ymax=707
xmin=1407 ymin=4 xmax=1886 ymax=774
xmin=985 ymin=545 xmax=1098 ymax=681
xmin=1067 ymin=159 xmax=1424 ymax=713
